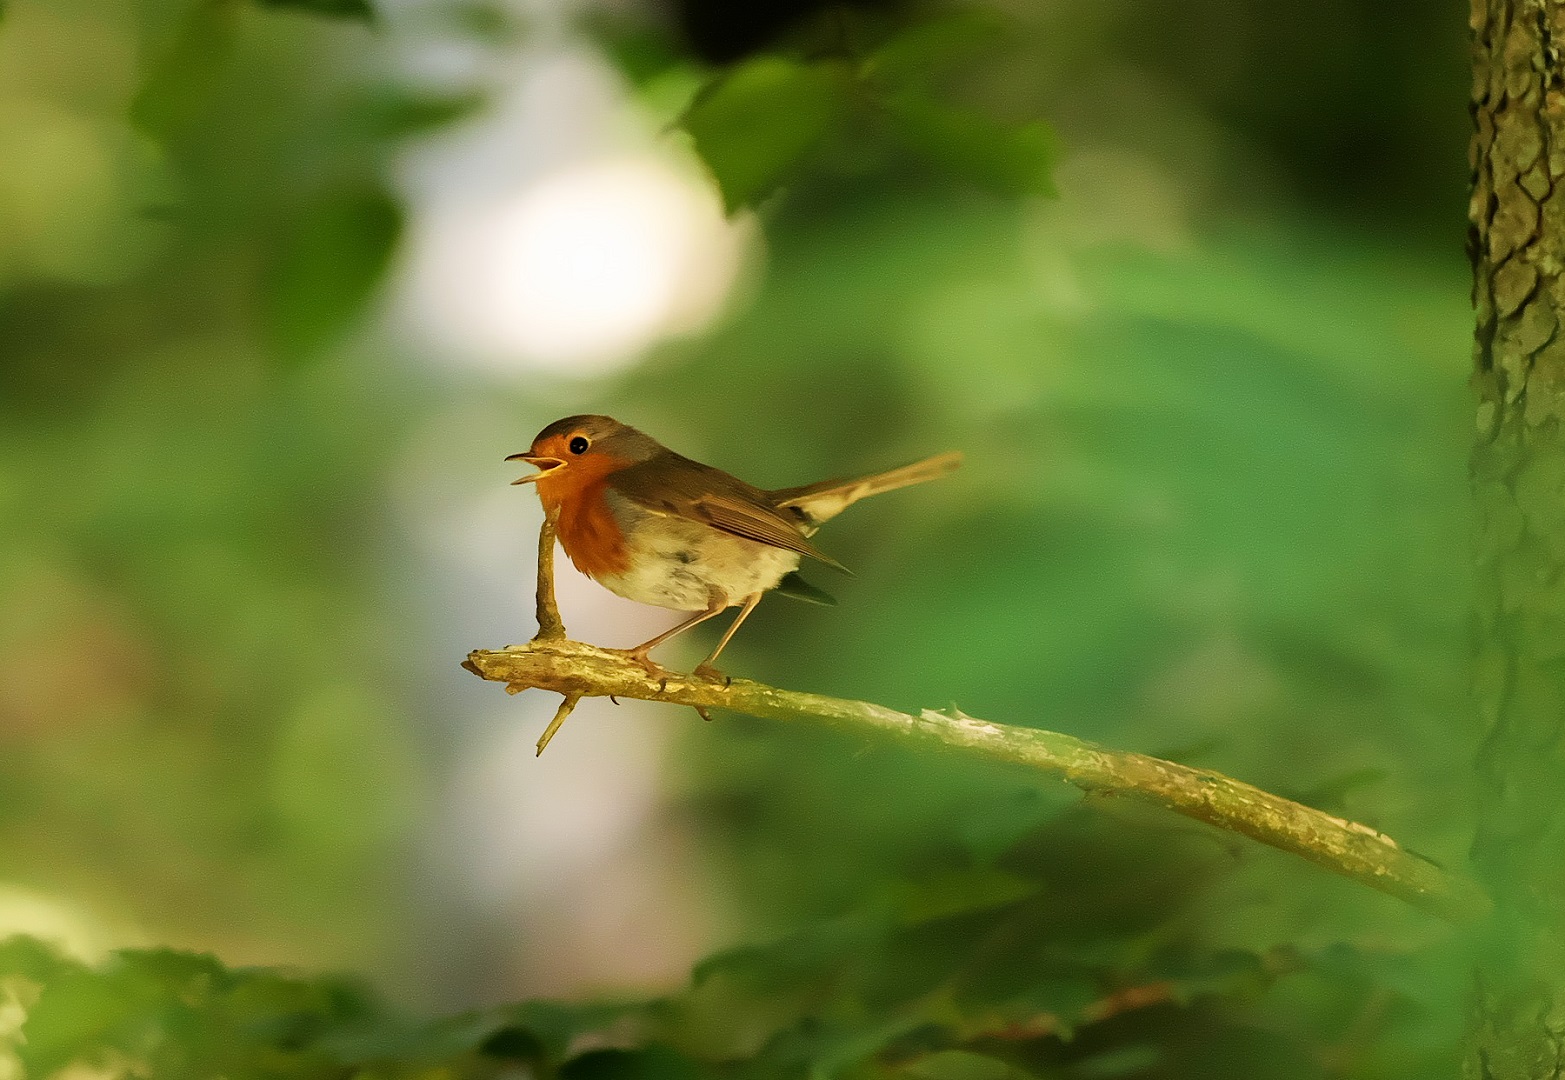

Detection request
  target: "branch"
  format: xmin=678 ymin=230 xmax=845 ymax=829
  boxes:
xmin=464 ymin=523 xmax=1490 ymax=925
xmin=532 ymin=514 xmax=566 ymax=642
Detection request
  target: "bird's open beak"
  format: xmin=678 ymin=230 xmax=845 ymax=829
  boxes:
xmin=505 ymin=453 xmax=566 ymax=484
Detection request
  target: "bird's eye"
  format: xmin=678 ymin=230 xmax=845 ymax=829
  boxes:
xmin=569 ymin=436 xmax=590 ymax=455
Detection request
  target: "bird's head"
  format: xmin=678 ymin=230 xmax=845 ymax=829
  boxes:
xmin=506 ymin=415 xmax=661 ymax=493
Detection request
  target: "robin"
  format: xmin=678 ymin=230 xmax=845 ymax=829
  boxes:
xmin=507 ymin=415 xmax=960 ymax=679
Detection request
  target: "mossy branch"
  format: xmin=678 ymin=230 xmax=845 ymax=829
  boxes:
xmin=463 ymin=521 xmax=1490 ymax=926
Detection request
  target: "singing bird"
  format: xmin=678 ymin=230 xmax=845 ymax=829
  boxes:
xmin=507 ymin=415 xmax=961 ymax=679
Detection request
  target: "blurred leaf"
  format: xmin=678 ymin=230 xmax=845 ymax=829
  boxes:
xmin=5 ymin=938 xmax=648 ymax=1075
xmin=680 ymin=57 xmax=852 ymax=212
xmin=881 ymin=96 xmax=1056 ymax=198
xmin=0 ymin=935 xmax=74 ymax=983
xmin=862 ymin=13 xmax=1008 ymax=93
xmin=264 ymin=187 xmax=402 ymax=357
xmin=256 ymin=0 xmax=374 ymax=19
xmin=350 ymin=88 xmax=487 ymax=139
xmin=491 ymin=998 xmax=654 ymax=1063
xmin=904 ymin=1049 xmax=1038 ymax=1080
xmin=562 ymin=1046 xmax=703 ymax=1080
xmin=442 ymin=0 xmax=525 ymax=42
xmin=588 ymin=13 xmax=688 ymax=87
xmin=692 ymin=909 xmax=889 ymax=990
xmin=132 ymin=0 xmax=241 ymax=139
xmin=952 ymin=789 xmax=1069 ymax=865
xmin=1288 ymin=766 xmax=1390 ymax=814
xmin=1068 ymin=1043 xmax=1163 ymax=1078
xmin=888 ymin=869 xmax=1040 ymax=926
xmin=479 ymin=1024 xmax=546 ymax=1060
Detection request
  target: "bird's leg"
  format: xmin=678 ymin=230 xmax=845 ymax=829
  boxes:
xmin=614 ymin=592 xmax=728 ymax=678
xmin=693 ymin=592 xmax=763 ymax=683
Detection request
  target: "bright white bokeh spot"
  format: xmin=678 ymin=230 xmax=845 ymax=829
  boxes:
xmin=403 ymin=157 xmax=747 ymax=375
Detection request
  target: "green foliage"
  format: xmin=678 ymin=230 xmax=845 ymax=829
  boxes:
xmin=680 ymin=57 xmax=853 ymax=214
xmin=0 ymin=0 xmax=1481 ymax=1075
xmin=349 ymin=87 xmax=487 ymax=139
xmin=0 ymin=936 xmax=638 ymax=1077
xmin=264 ymin=187 xmax=403 ymax=357
xmin=880 ymin=100 xmax=1055 ymax=199
xmin=131 ymin=0 xmax=241 ymax=138
xmin=664 ymin=15 xmax=1057 ymax=212
xmin=0 ymin=792 xmax=1462 ymax=1077
xmin=0 ymin=0 xmax=464 ymax=966
xmin=256 ymin=0 xmax=376 ymax=21
xmin=861 ymin=13 xmax=1055 ymax=199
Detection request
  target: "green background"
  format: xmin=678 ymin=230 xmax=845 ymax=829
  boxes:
xmin=0 ymin=0 xmax=1483 ymax=1076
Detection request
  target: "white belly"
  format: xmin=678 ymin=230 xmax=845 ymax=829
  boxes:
xmin=594 ymin=511 xmax=801 ymax=611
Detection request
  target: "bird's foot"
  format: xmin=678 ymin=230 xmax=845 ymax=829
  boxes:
xmin=693 ymin=663 xmax=733 ymax=686
xmin=609 ymin=648 xmax=673 ymax=681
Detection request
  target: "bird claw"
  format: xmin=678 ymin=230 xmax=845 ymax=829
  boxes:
xmin=610 ymin=648 xmax=672 ymax=681
xmin=693 ymin=705 xmax=713 ymax=722
xmin=693 ymin=664 xmax=731 ymax=686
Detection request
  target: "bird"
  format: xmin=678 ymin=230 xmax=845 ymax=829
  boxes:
xmin=506 ymin=415 xmax=961 ymax=680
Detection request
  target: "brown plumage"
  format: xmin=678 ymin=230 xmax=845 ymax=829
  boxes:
xmin=507 ymin=415 xmax=960 ymax=678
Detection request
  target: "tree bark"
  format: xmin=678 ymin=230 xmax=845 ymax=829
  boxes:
xmin=1468 ymin=1 xmax=1565 ymax=1074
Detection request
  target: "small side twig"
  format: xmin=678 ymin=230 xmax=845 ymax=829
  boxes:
xmin=535 ymin=691 xmax=582 ymax=756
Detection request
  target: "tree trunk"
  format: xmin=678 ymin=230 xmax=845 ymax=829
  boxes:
xmin=1468 ymin=2 xmax=1565 ymax=1075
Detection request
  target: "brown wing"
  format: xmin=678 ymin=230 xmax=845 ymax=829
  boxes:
xmin=607 ymin=452 xmax=850 ymax=573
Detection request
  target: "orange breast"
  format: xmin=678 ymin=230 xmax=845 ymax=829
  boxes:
xmin=536 ymin=463 xmax=631 ymax=581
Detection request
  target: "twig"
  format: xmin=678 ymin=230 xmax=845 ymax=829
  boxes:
xmin=534 ymin=514 xmax=566 ymax=641
xmin=461 ymin=513 xmax=573 ymax=751
xmin=463 ymin=519 xmax=1490 ymax=923
xmin=535 ymin=691 xmax=582 ymax=756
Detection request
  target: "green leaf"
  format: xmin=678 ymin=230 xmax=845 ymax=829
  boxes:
xmin=691 ymin=909 xmax=888 ymax=989
xmin=562 ymin=1045 xmax=703 ymax=1080
xmin=904 ymin=1050 xmax=1038 ymax=1080
xmin=475 ymin=998 xmax=651 ymax=1064
xmin=0 ymin=934 xmax=76 ymax=983
xmin=256 ymin=0 xmax=374 ymax=20
xmin=953 ymin=788 xmax=1067 ymax=865
xmin=350 ymin=88 xmax=487 ymax=139
xmin=1286 ymin=766 xmax=1390 ymax=813
xmin=264 ymin=187 xmax=402 ymax=358
xmin=888 ymin=869 xmax=1040 ymax=926
xmin=881 ymin=96 xmax=1056 ymax=199
xmin=862 ymin=13 xmax=1008 ymax=93
xmin=480 ymin=1024 xmax=547 ymax=1060
xmin=587 ymin=14 xmax=686 ymax=87
xmin=441 ymin=1 xmax=524 ymax=42
xmin=131 ymin=0 xmax=241 ymax=139
xmin=680 ymin=57 xmax=851 ymax=213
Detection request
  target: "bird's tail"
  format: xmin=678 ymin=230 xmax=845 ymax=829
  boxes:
xmin=770 ymin=451 xmax=963 ymax=526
